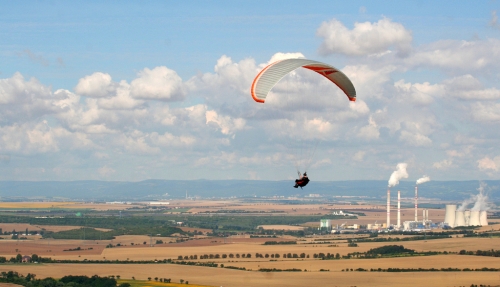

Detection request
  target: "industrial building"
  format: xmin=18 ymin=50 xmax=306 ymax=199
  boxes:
xmin=444 ymin=204 xmax=488 ymax=227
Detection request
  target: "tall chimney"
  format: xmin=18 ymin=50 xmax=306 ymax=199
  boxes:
xmin=414 ymin=185 xmax=418 ymax=222
xmin=397 ymin=190 xmax=401 ymax=228
xmin=387 ymin=188 xmax=391 ymax=228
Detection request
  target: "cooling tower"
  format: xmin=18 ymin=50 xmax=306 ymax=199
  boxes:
xmin=464 ymin=210 xmax=471 ymax=226
xmin=469 ymin=211 xmax=481 ymax=226
xmin=480 ymin=211 xmax=488 ymax=226
xmin=444 ymin=205 xmax=456 ymax=227
xmin=455 ymin=210 xmax=466 ymax=227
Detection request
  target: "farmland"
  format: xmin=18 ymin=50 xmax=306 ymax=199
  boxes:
xmin=0 ymin=200 xmax=499 ymax=287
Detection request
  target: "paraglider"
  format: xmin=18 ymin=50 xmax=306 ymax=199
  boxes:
xmin=250 ymin=58 xmax=356 ymax=188
xmin=251 ymin=58 xmax=356 ymax=103
xmin=294 ymin=172 xmax=309 ymax=189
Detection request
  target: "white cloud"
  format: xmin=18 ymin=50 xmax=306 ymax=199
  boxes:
xmin=206 ymin=110 xmax=246 ymax=135
xmin=341 ymin=65 xmax=396 ymax=100
xmin=394 ymin=80 xmax=443 ymax=105
xmin=433 ymin=159 xmax=453 ymax=170
xmin=477 ymin=156 xmax=499 ymax=171
xmin=98 ymin=166 xmax=116 ymax=178
xmin=75 ymin=72 xmax=115 ymax=98
xmin=266 ymin=52 xmax=305 ymax=65
xmin=150 ymin=131 xmax=196 ymax=147
xmin=0 ymin=122 xmax=59 ymax=154
xmin=96 ymin=81 xmax=144 ymax=110
xmin=406 ymin=39 xmax=500 ymax=73
xmin=470 ymin=102 xmax=500 ymax=123
xmin=317 ymin=17 xmax=412 ymax=56
xmin=187 ymin=55 xmax=257 ymax=106
xmin=353 ymin=150 xmax=366 ymax=162
xmin=399 ymin=130 xmax=432 ymax=147
xmin=357 ymin=116 xmax=380 ymax=140
xmin=130 ymin=66 xmax=185 ymax=101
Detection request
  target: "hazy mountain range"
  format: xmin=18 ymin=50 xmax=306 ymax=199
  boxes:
xmin=0 ymin=180 xmax=498 ymax=202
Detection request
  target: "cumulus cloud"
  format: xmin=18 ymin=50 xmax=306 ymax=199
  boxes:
xmin=317 ymin=17 xmax=412 ymax=56
xmin=470 ymin=102 xmax=500 ymax=123
xmin=443 ymin=75 xmax=500 ymax=101
xmin=394 ymin=80 xmax=443 ymax=105
xmin=206 ymin=110 xmax=246 ymax=135
xmin=150 ymin=131 xmax=196 ymax=147
xmin=266 ymin=52 xmax=305 ymax=65
xmin=130 ymin=67 xmax=185 ymax=101
xmin=406 ymin=39 xmax=500 ymax=73
xmin=477 ymin=156 xmax=499 ymax=171
xmin=357 ymin=116 xmax=379 ymax=140
xmin=433 ymin=159 xmax=453 ymax=170
xmin=75 ymin=72 xmax=115 ymax=98
xmin=399 ymin=130 xmax=432 ymax=147
xmin=352 ymin=150 xmax=366 ymax=162
xmin=98 ymin=166 xmax=115 ymax=178
xmin=187 ymin=55 xmax=257 ymax=107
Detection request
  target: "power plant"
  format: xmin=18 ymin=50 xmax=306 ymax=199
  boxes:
xmin=444 ymin=204 xmax=489 ymax=227
xmin=443 ymin=183 xmax=491 ymax=227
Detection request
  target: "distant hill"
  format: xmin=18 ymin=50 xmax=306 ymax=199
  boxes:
xmin=0 ymin=180 xmax=498 ymax=202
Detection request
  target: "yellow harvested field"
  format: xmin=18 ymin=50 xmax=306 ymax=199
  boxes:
xmin=225 ymin=254 xmax=500 ymax=271
xmin=118 ymin=279 xmax=214 ymax=287
xmin=0 ymin=202 xmax=78 ymax=209
xmin=0 ymin=223 xmax=111 ymax=233
xmin=257 ymin=225 xmax=304 ymax=230
xmin=2 ymin=262 xmax=500 ymax=287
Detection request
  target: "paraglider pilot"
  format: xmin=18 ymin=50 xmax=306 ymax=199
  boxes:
xmin=294 ymin=172 xmax=310 ymax=189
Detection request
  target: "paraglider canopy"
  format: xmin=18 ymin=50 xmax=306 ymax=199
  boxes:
xmin=251 ymin=58 xmax=356 ymax=103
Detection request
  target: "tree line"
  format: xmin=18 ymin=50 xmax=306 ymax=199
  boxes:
xmin=0 ymin=271 xmax=129 ymax=287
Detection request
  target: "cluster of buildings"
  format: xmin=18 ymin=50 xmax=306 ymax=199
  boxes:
xmin=444 ymin=204 xmax=488 ymax=227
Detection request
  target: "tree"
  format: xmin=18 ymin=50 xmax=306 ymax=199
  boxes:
xmin=148 ymin=277 xmax=151 ymax=281
xmin=154 ymin=277 xmax=158 ymax=281
xmin=180 ymin=279 xmax=184 ymax=284
xmin=15 ymin=254 xmax=22 ymax=262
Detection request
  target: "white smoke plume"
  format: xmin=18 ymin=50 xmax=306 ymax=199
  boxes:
xmin=457 ymin=195 xmax=476 ymax=211
xmin=416 ymin=175 xmax=430 ymax=185
xmin=388 ymin=163 xmax=409 ymax=187
xmin=471 ymin=182 xmax=493 ymax=211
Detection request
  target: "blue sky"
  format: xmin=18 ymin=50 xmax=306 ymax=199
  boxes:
xmin=1 ymin=1 xmax=500 ymax=182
